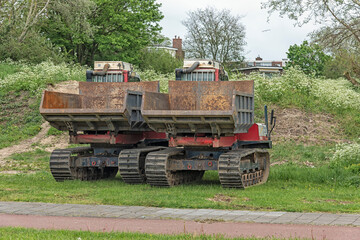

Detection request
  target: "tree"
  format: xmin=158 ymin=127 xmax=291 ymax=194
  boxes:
xmin=90 ymin=0 xmax=163 ymax=65
xmin=41 ymin=0 xmax=96 ymax=64
xmin=0 ymin=0 xmax=50 ymax=42
xmin=262 ymin=0 xmax=360 ymax=80
xmin=182 ymin=7 xmax=246 ymax=63
xmin=286 ymin=41 xmax=331 ymax=76
xmin=138 ymin=48 xmax=183 ymax=74
xmin=0 ymin=0 xmax=62 ymax=63
xmin=42 ymin=0 xmax=163 ymax=65
xmin=262 ymin=0 xmax=360 ymax=49
xmin=0 ymin=0 xmax=163 ymax=65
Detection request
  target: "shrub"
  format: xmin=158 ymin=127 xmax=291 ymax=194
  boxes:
xmin=0 ymin=61 xmax=85 ymax=96
xmin=330 ymin=143 xmax=360 ymax=169
xmin=136 ymin=68 xmax=173 ymax=93
xmin=138 ymin=48 xmax=183 ymax=74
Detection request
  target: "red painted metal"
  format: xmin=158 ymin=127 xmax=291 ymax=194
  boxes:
xmin=124 ymin=70 xmax=128 ymax=82
xmin=237 ymin=124 xmax=260 ymax=141
xmin=215 ymin=69 xmax=219 ymax=81
xmin=143 ymin=132 xmax=167 ymax=139
xmin=169 ymin=124 xmax=268 ymax=148
xmin=71 ymin=131 xmax=166 ymax=145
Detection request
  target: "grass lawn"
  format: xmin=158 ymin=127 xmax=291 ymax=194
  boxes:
xmin=0 ymin=227 xmax=298 ymax=240
xmin=1 ymin=166 xmax=359 ymax=213
xmin=1 ymin=143 xmax=359 ymax=214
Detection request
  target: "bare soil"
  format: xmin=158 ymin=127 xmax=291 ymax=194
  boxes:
xmin=0 ymin=122 xmax=69 ymax=172
xmin=271 ymin=107 xmax=346 ymax=145
xmin=0 ymin=122 xmax=50 ymax=163
xmin=46 ymin=80 xmax=79 ymax=94
xmin=207 ymin=194 xmax=235 ymax=203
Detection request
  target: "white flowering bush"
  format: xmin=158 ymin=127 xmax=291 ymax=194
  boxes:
xmin=137 ymin=68 xmax=173 ymax=93
xmin=231 ymin=67 xmax=360 ymax=112
xmin=312 ymin=78 xmax=360 ymax=110
xmin=330 ymin=143 xmax=360 ymax=169
xmin=0 ymin=61 xmax=85 ymax=95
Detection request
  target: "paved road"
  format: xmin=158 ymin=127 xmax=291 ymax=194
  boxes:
xmin=1 ymin=201 xmax=359 ymax=226
xmin=1 ymin=201 xmax=360 ymax=239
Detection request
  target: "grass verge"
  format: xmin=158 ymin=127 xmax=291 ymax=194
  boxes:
xmin=1 ymin=143 xmax=359 ymax=213
xmin=0 ymin=61 xmax=84 ymax=149
xmin=0 ymin=167 xmax=359 ymax=213
xmin=0 ymin=227 xmax=283 ymax=240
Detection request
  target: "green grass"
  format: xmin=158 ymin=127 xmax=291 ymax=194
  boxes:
xmin=1 ymin=167 xmax=359 ymax=213
xmin=0 ymin=149 xmax=50 ymax=172
xmin=271 ymin=143 xmax=334 ymax=166
xmin=0 ymin=94 xmax=43 ymax=149
xmin=0 ymin=61 xmax=85 ymax=149
xmin=1 ymin=169 xmax=360 ymax=213
xmin=0 ymin=227 xmax=284 ymax=240
xmin=0 ymin=63 xmax=21 ymax=79
xmin=1 ymin=143 xmax=359 ymax=213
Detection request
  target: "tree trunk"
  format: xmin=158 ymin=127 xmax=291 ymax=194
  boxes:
xmin=344 ymin=72 xmax=360 ymax=87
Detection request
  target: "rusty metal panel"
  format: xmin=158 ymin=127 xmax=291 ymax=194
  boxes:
xmin=79 ymin=82 xmax=159 ymax=96
xmin=142 ymin=92 xmax=170 ymax=111
xmin=41 ymin=91 xmax=82 ymax=109
xmin=81 ymin=95 xmax=125 ymax=110
xmin=168 ymin=81 xmax=254 ymax=111
xmin=142 ymin=81 xmax=255 ymax=135
xmin=169 ymin=80 xmax=254 ymax=95
xmin=40 ymin=89 xmax=150 ymax=133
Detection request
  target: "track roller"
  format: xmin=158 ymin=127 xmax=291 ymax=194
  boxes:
xmin=118 ymin=146 xmax=165 ymax=184
xmin=50 ymin=147 xmax=92 ymax=182
xmin=218 ymin=149 xmax=270 ymax=189
xmin=50 ymin=147 xmax=118 ymax=182
xmin=145 ymin=148 xmax=204 ymax=187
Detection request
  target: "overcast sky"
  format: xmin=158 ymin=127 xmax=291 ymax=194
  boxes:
xmin=157 ymin=0 xmax=319 ymax=61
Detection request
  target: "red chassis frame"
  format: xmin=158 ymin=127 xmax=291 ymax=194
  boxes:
xmin=70 ymin=131 xmax=166 ymax=145
xmin=169 ymin=124 xmax=268 ymax=148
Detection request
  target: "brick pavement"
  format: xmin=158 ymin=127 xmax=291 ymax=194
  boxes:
xmin=1 ymin=201 xmax=359 ymax=226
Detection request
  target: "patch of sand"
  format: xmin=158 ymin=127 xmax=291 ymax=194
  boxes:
xmin=271 ymin=107 xmax=346 ymax=145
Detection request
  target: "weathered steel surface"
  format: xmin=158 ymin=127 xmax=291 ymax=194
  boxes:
xmin=168 ymin=80 xmax=253 ymax=111
xmin=40 ymin=82 xmax=160 ymax=133
xmin=41 ymin=91 xmax=82 ymax=109
xmin=79 ymin=82 xmax=159 ymax=96
xmin=142 ymin=92 xmax=170 ymax=111
xmin=41 ymin=91 xmax=127 ymax=113
xmin=142 ymin=81 xmax=255 ymax=135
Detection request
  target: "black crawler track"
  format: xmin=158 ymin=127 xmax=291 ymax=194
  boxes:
xmin=145 ymin=148 xmax=204 ymax=187
xmin=50 ymin=147 xmax=118 ymax=182
xmin=118 ymin=146 xmax=165 ymax=184
xmin=218 ymin=149 xmax=270 ymax=189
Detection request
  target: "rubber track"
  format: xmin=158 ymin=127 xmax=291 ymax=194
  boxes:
xmin=118 ymin=147 xmax=164 ymax=184
xmin=218 ymin=149 xmax=269 ymax=189
xmin=49 ymin=147 xmax=92 ymax=182
xmin=145 ymin=148 xmax=204 ymax=187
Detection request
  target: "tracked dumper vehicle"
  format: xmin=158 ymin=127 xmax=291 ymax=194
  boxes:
xmin=141 ymin=60 xmax=275 ymax=188
xmin=40 ymin=60 xmax=275 ymax=189
xmin=40 ymin=61 xmax=168 ymax=182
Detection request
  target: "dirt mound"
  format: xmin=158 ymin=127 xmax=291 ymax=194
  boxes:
xmin=0 ymin=122 xmax=50 ymax=163
xmin=271 ymin=107 xmax=346 ymax=145
xmin=0 ymin=122 xmax=69 ymax=171
xmin=46 ymin=80 xmax=79 ymax=94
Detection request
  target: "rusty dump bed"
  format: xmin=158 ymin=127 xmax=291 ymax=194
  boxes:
xmin=142 ymin=81 xmax=254 ymax=135
xmin=40 ymin=82 xmax=159 ymax=132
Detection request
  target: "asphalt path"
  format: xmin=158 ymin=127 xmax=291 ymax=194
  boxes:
xmin=1 ymin=214 xmax=360 ymax=239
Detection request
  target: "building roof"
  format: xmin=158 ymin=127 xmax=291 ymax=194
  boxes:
xmin=233 ymin=66 xmax=283 ymax=72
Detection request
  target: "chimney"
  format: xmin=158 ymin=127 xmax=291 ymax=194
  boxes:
xmin=256 ymin=55 xmax=263 ymax=61
xmin=173 ymin=36 xmax=184 ymax=59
